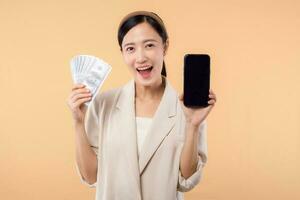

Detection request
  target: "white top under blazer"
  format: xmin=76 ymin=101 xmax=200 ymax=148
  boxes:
xmin=136 ymin=117 xmax=153 ymax=157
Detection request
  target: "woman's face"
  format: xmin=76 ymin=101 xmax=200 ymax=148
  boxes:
xmin=121 ymin=22 xmax=167 ymax=87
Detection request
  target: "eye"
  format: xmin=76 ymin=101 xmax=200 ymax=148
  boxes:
xmin=146 ymin=43 xmax=154 ymax=48
xmin=126 ymin=47 xmax=134 ymax=52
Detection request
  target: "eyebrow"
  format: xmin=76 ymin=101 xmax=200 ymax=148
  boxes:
xmin=123 ymin=39 xmax=158 ymax=48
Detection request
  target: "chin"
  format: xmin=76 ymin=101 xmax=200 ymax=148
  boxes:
xmin=136 ymin=77 xmax=153 ymax=87
xmin=135 ymin=74 xmax=160 ymax=87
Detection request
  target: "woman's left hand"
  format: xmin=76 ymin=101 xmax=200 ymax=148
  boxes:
xmin=179 ymin=89 xmax=217 ymax=127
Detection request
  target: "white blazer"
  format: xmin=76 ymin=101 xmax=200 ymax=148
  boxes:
xmin=75 ymin=77 xmax=208 ymax=200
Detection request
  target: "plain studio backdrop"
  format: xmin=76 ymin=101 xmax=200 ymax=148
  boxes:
xmin=0 ymin=0 xmax=299 ymax=199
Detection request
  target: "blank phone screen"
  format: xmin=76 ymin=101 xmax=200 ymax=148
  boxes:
xmin=183 ymin=54 xmax=210 ymax=107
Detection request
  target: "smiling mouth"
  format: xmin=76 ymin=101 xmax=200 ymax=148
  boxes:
xmin=136 ymin=66 xmax=153 ymax=72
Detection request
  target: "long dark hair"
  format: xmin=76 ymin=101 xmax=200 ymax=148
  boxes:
xmin=117 ymin=11 xmax=168 ymax=77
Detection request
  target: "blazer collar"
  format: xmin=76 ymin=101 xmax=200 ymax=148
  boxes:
xmin=115 ymin=77 xmax=178 ymax=176
xmin=116 ymin=77 xmax=177 ymax=117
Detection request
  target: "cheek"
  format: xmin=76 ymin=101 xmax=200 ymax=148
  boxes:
xmin=123 ymin=54 xmax=134 ymax=67
xmin=150 ymin=49 xmax=164 ymax=63
xmin=154 ymin=52 xmax=164 ymax=68
xmin=123 ymin=55 xmax=137 ymax=73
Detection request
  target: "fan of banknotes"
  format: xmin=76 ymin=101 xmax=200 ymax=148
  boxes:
xmin=70 ymin=54 xmax=112 ymax=106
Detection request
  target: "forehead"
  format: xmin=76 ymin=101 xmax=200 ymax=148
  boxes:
xmin=122 ymin=22 xmax=162 ymax=46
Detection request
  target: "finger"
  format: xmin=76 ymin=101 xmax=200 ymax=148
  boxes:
xmin=209 ymin=94 xmax=215 ymax=98
xmin=209 ymin=91 xmax=217 ymax=102
xmin=71 ymin=96 xmax=91 ymax=109
xmin=179 ymin=93 xmax=184 ymax=101
xmin=209 ymin=89 xmax=216 ymax=96
xmin=72 ymin=84 xmax=86 ymax=91
xmin=70 ymin=90 xmax=90 ymax=101
xmin=208 ymin=99 xmax=216 ymax=105
xmin=74 ymin=97 xmax=92 ymax=108
xmin=70 ymin=88 xmax=91 ymax=99
xmin=71 ymin=93 xmax=92 ymax=103
xmin=209 ymin=94 xmax=216 ymax=101
xmin=68 ymin=89 xmax=90 ymax=104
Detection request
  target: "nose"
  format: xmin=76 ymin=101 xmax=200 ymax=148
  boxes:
xmin=136 ymin=48 xmax=147 ymax=63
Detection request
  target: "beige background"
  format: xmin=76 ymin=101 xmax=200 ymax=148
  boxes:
xmin=0 ymin=0 xmax=299 ymax=199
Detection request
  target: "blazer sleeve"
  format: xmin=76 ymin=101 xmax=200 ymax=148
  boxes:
xmin=177 ymin=120 xmax=208 ymax=192
xmin=75 ymin=91 xmax=104 ymax=188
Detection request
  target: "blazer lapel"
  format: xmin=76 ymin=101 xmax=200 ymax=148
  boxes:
xmin=138 ymin=78 xmax=178 ymax=175
xmin=115 ymin=78 xmax=178 ymax=177
xmin=115 ymin=80 xmax=141 ymax=193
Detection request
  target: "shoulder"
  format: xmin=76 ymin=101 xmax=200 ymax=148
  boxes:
xmin=96 ymin=87 xmax=120 ymax=102
xmin=86 ymin=86 xmax=121 ymax=116
xmin=93 ymin=87 xmax=122 ymax=108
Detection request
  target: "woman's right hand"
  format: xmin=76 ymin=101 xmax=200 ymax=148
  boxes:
xmin=67 ymin=84 xmax=92 ymax=124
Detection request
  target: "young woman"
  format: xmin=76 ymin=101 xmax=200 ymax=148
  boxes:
xmin=67 ymin=11 xmax=216 ymax=200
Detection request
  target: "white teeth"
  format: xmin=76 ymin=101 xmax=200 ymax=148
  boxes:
xmin=137 ymin=66 xmax=152 ymax=70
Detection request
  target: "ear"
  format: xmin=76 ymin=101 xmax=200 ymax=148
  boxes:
xmin=163 ymin=39 xmax=169 ymax=56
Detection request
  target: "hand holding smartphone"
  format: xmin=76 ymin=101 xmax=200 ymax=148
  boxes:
xmin=183 ymin=54 xmax=210 ymax=108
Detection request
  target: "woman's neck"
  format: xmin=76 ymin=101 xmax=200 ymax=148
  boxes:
xmin=135 ymin=77 xmax=165 ymax=101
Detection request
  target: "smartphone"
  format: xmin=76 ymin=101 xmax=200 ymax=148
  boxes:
xmin=183 ymin=54 xmax=210 ymax=108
